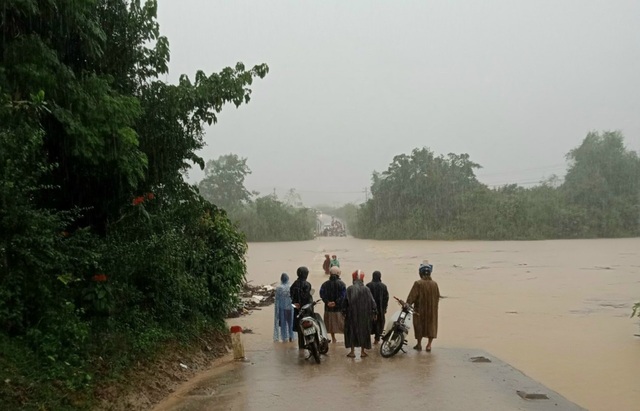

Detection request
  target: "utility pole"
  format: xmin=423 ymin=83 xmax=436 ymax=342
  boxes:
xmin=364 ymin=187 xmax=369 ymax=202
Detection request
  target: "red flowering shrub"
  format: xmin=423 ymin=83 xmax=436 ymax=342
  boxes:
xmin=91 ymin=274 xmax=107 ymax=282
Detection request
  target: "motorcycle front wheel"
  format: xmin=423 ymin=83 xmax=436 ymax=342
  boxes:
xmin=380 ymin=329 xmax=404 ymax=358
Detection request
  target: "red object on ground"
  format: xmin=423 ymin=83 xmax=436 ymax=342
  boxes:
xmin=230 ymin=325 xmax=243 ymax=333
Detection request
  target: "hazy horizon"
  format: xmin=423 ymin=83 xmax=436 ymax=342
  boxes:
xmin=157 ymin=0 xmax=640 ymax=206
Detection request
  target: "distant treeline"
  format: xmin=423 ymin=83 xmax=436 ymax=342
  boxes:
xmin=233 ymin=197 xmax=316 ymax=241
xmin=345 ymin=131 xmax=640 ymax=240
xmin=198 ymin=155 xmax=316 ymax=241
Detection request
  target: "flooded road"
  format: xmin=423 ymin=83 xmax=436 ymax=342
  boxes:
xmin=156 ymin=237 xmax=640 ymax=411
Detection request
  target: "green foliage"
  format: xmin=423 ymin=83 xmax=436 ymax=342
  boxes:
xmin=331 ymin=203 xmax=359 ymax=235
xmin=199 ymin=154 xmax=253 ymax=212
xmin=353 ymin=148 xmax=483 ymax=239
xmin=233 ymin=194 xmax=317 ymax=241
xmin=0 ymin=331 xmax=88 ymax=411
xmin=138 ymin=62 xmax=268 ymax=189
xmin=564 ymin=131 xmax=640 ymax=237
xmin=1 ymin=1 xmax=265 ymax=408
xmin=352 ymin=134 xmax=640 ymax=240
xmin=86 ymin=183 xmax=247 ymax=372
xmin=24 ymin=302 xmax=91 ymax=388
xmin=199 ymin=156 xmax=316 ymax=241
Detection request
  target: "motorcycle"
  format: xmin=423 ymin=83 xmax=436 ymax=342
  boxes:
xmin=380 ymin=296 xmax=416 ymax=358
xmin=294 ymin=299 xmax=330 ymax=364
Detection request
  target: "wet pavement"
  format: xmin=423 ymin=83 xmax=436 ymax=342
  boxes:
xmin=155 ymin=342 xmax=585 ymax=411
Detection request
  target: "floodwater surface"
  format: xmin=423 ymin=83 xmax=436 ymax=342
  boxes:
xmin=156 ymin=237 xmax=640 ymax=411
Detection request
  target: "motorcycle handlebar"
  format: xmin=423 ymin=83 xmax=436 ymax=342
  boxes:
xmin=393 ymin=296 xmax=405 ymax=305
xmin=292 ymin=299 xmax=323 ymax=310
xmin=393 ymin=296 xmax=419 ymax=315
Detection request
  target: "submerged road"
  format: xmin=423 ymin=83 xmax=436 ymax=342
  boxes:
xmin=155 ymin=237 xmax=640 ymax=411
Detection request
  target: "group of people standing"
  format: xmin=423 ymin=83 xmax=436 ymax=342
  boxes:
xmin=322 ymin=254 xmax=340 ymax=274
xmin=273 ymin=260 xmax=440 ymax=357
xmin=319 ymin=266 xmax=389 ymax=357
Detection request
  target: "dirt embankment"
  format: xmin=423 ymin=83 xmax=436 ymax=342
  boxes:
xmin=93 ymin=330 xmax=229 ymax=411
xmin=95 ymin=283 xmax=275 ymax=411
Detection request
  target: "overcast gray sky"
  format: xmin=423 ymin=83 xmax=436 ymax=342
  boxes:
xmin=157 ymin=0 xmax=640 ymax=206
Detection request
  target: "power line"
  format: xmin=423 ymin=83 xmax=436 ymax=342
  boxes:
xmin=487 ymin=179 xmax=556 ymax=188
xmin=476 ymin=163 xmax=566 ymax=178
xmin=252 ymin=186 xmax=364 ymax=194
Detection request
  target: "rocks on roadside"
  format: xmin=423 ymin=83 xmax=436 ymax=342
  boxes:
xmin=227 ymin=282 xmax=276 ymax=318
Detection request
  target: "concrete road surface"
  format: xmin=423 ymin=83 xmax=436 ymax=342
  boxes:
xmin=155 ymin=341 xmax=585 ymax=411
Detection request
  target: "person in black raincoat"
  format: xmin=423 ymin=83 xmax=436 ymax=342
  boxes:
xmin=366 ymin=270 xmax=389 ymax=344
xmin=290 ymin=266 xmax=313 ymax=349
xmin=343 ymin=270 xmax=377 ymax=358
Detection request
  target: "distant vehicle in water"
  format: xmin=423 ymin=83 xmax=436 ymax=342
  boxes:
xmin=318 ymin=217 xmax=346 ymax=237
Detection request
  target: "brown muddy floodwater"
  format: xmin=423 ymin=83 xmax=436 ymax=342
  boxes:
xmin=156 ymin=237 xmax=640 ymax=411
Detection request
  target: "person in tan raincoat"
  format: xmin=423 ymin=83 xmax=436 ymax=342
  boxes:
xmin=406 ymin=263 xmax=440 ymax=352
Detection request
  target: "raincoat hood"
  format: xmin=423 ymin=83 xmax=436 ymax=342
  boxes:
xmin=296 ymin=266 xmax=309 ymax=280
xmin=372 ymin=271 xmax=382 ymax=282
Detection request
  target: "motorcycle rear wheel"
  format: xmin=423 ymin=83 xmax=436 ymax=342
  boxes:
xmin=319 ymin=339 xmax=329 ymax=354
xmin=380 ymin=329 xmax=404 ymax=358
xmin=310 ymin=340 xmax=321 ymax=364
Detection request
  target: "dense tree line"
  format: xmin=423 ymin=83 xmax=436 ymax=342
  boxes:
xmin=349 ymin=132 xmax=640 ymax=240
xmin=0 ymin=1 xmax=266 ymax=408
xmin=198 ymin=154 xmax=316 ymax=241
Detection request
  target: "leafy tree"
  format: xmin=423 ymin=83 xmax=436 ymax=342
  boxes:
xmin=284 ymin=188 xmax=304 ymax=208
xmin=351 ymin=134 xmax=639 ymax=240
xmin=137 ymin=61 xmax=267 ymax=192
xmin=334 ymin=203 xmax=359 ymax=232
xmin=1 ymin=1 xmax=268 ymax=408
xmin=362 ymin=147 xmax=483 ymax=238
xmin=199 ymin=154 xmax=253 ymax=212
xmin=562 ymin=131 xmax=640 ymax=237
xmin=197 ymin=157 xmax=316 ymax=241
xmin=235 ymin=194 xmax=315 ymax=241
